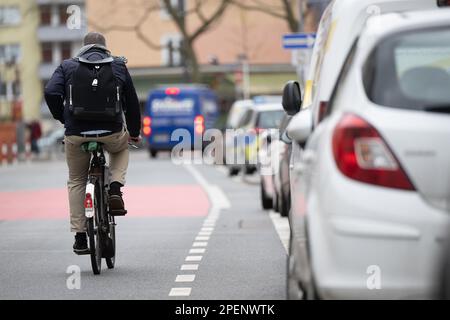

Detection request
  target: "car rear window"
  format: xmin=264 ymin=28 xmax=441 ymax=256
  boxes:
xmin=256 ymin=110 xmax=284 ymax=129
xmin=363 ymin=27 xmax=450 ymax=112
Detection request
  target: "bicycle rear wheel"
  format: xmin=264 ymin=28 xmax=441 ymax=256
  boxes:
xmin=87 ymin=216 xmax=102 ymax=274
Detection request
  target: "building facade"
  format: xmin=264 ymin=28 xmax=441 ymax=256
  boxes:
xmin=36 ymin=0 xmax=86 ymax=118
xmin=0 ymin=0 xmax=41 ymax=121
xmin=86 ymin=0 xmax=299 ymax=102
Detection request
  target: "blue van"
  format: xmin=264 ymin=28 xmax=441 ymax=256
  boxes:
xmin=143 ymin=85 xmax=219 ymax=157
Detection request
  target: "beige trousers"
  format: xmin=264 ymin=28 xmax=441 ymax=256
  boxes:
xmin=64 ymin=128 xmax=130 ymax=232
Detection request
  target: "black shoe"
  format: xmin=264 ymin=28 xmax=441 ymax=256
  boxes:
xmin=109 ymin=182 xmax=127 ymax=216
xmin=73 ymin=232 xmax=89 ymax=255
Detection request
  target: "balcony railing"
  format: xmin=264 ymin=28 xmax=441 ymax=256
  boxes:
xmin=37 ymin=25 xmax=86 ymax=42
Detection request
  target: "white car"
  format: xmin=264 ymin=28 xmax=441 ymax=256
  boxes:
xmin=223 ymin=99 xmax=254 ymax=174
xmin=284 ymin=4 xmax=450 ymax=299
xmin=236 ymin=103 xmax=285 ymax=175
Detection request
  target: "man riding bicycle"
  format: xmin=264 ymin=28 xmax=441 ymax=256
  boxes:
xmin=44 ymin=32 xmax=141 ymax=254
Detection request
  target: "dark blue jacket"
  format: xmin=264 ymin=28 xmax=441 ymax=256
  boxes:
xmin=44 ymin=47 xmax=141 ymax=137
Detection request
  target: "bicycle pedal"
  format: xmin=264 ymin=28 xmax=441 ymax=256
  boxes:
xmin=109 ymin=209 xmax=127 ymax=216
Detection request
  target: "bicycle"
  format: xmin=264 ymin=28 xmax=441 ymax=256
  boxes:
xmin=81 ymin=141 xmax=119 ymax=274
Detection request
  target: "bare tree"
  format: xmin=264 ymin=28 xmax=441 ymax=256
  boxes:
xmin=231 ymin=0 xmax=299 ymax=32
xmin=162 ymin=0 xmax=231 ymax=82
xmin=88 ymin=0 xmax=232 ymax=82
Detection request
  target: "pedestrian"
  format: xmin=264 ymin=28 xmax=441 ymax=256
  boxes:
xmin=27 ymin=120 xmax=42 ymax=156
xmin=44 ymin=32 xmax=141 ymax=254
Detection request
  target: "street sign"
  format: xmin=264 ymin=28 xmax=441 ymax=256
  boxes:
xmin=283 ymin=33 xmax=316 ymax=49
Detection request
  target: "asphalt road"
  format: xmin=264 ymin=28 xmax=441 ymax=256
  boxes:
xmin=0 ymin=150 xmax=288 ymax=300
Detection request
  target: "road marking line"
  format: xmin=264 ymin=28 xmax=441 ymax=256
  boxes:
xmin=176 ymin=275 xmax=196 ymax=282
xmin=192 ymin=242 xmax=208 ymax=247
xmin=269 ymin=211 xmax=290 ymax=254
xmin=169 ymin=288 xmax=191 ymax=297
xmin=168 ymin=165 xmax=230 ymax=298
xmin=185 ymin=255 xmax=203 ymax=262
xmin=189 ymin=248 xmax=206 ymax=254
xmin=181 ymin=264 xmax=199 ymax=271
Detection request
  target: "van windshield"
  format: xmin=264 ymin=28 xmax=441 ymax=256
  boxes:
xmin=363 ymin=27 xmax=450 ymax=112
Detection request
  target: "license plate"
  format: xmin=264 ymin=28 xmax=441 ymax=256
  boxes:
xmin=153 ymin=134 xmax=169 ymax=143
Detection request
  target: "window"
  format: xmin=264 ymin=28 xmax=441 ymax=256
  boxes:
xmin=41 ymin=42 xmax=53 ymax=63
xmin=0 ymin=6 xmax=21 ymax=26
xmin=59 ymin=5 xmax=69 ymax=26
xmin=363 ymin=27 xmax=450 ymax=112
xmin=40 ymin=5 xmax=51 ymax=26
xmin=61 ymin=42 xmax=71 ymax=60
xmin=256 ymin=111 xmax=285 ymax=129
xmin=0 ymin=44 xmax=20 ymax=64
xmin=0 ymin=75 xmax=6 ymax=98
xmin=161 ymin=34 xmax=182 ymax=66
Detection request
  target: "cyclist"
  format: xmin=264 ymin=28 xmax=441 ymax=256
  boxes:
xmin=44 ymin=32 xmax=141 ymax=254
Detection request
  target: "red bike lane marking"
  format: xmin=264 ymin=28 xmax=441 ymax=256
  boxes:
xmin=0 ymin=185 xmax=209 ymax=220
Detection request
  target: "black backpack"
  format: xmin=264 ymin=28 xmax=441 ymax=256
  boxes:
xmin=68 ymin=55 xmax=122 ymax=121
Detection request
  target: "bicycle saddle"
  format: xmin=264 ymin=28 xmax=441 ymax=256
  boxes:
xmin=81 ymin=141 xmax=104 ymax=152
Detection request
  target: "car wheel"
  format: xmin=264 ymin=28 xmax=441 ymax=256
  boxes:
xmin=260 ymin=180 xmax=272 ymax=210
xmin=149 ymin=149 xmax=158 ymax=158
xmin=273 ymin=192 xmax=280 ymax=213
xmin=280 ymin=193 xmax=289 ymax=217
xmin=229 ymin=167 xmax=240 ymax=176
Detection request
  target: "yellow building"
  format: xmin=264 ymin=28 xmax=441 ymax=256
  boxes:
xmin=0 ymin=0 xmax=41 ymax=121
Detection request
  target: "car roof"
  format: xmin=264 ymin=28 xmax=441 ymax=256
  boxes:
xmin=361 ymin=9 xmax=450 ymax=44
xmin=305 ymin=0 xmax=438 ymax=105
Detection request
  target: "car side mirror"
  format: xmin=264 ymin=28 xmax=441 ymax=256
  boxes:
xmin=282 ymin=81 xmax=302 ymax=116
xmin=286 ymin=108 xmax=312 ymax=144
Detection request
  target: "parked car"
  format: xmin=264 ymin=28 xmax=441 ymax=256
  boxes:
xmin=272 ymin=114 xmax=292 ymax=217
xmin=223 ymin=99 xmax=254 ymax=174
xmin=258 ymin=129 xmax=281 ymax=210
xmin=284 ymin=0 xmax=448 ymax=300
xmin=143 ymin=85 xmax=219 ymax=158
xmin=236 ymin=103 xmax=284 ymax=175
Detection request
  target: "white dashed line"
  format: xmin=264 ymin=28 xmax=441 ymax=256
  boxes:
xmin=176 ymin=275 xmax=196 ymax=282
xmin=181 ymin=264 xmax=199 ymax=271
xmin=169 ymin=165 xmax=231 ymax=298
xmin=189 ymin=248 xmax=206 ymax=254
xmin=169 ymin=288 xmax=192 ymax=297
xmin=185 ymin=255 xmax=203 ymax=262
xmin=195 ymin=236 xmax=210 ymax=241
xmin=192 ymin=242 xmax=208 ymax=247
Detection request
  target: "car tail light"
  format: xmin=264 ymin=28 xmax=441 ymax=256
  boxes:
xmin=143 ymin=116 xmax=151 ymax=126
xmin=438 ymin=0 xmax=450 ymax=7
xmin=84 ymin=193 xmax=93 ymax=210
xmin=332 ymin=114 xmax=415 ymax=190
xmin=143 ymin=116 xmax=152 ymax=136
xmin=165 ymin=87 xmax=180 ymax=95
xmin=194 ymin=115 xmax=204 ymax=134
